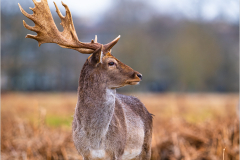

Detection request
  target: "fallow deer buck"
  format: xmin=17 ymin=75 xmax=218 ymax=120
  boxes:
xmin=19 ymin=0 xmax=153 ymax=159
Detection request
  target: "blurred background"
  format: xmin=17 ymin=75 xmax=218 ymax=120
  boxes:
xmin=1 ymin=0 xmax=239 ymax=159
xmin=1 ymin=0 xmax=239 ymax=93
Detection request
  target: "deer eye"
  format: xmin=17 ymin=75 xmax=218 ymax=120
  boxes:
xmin=108 ymin=62 xmax=115 ymax=66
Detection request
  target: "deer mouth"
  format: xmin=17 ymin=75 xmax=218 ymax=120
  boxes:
xmin=130 ymin=81 xmax=140 ymax=85
xmin=110 ymin=81 xmax=139 ymax=89
xmin=126 ymin=80 xmax=140 ymax=85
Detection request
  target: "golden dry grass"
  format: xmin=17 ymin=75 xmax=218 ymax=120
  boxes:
xmin=1 ymin=92 xmax=239 ymax=160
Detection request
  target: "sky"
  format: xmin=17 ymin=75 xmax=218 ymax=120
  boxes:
xmin=47 ymin=0 xmax=113 ymax=18
xmin=2 ymin=0 xmax=239 ymax=23
xmin=47 ymin=0 xmax=239 ymax=22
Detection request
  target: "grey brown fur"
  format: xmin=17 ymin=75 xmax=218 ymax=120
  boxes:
xmin=72 ymin=52 xmax=153 ymax=160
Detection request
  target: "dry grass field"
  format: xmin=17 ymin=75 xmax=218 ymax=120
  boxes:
xmin=1 ymin=92 xmax=239 ymax=160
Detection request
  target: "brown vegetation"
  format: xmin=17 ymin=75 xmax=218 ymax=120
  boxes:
xmin=1 ymin=92 xmax=239 ymax=160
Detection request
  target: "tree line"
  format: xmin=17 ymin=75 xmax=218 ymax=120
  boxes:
xmin=1 ymin=0 xmax=239 ymax=92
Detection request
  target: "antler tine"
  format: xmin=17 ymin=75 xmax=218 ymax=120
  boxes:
xmin=91 ymin=35 xmax=97 ymax=44
xmin=23 ymin=20 xmax=38 ymax=32
xmin=18 ymin=3 xmax=34 ymax=20
xmin=53 ymin=1 xmax=79 ymax=42
xmin=103 ymin=35 xmax=121 ymax=53
xmin=19 ymin=0 xmax=101 ymax=54
xmin=94 ymin=35 xmax=97 ymax=43
xmin=54 ymin=2 xmax=64 ymax=19
xmin=32 ymin=0 xmax=39 ymax=5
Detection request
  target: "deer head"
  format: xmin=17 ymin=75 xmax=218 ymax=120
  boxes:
xmin=86 ymin=46 xmax=142 ymax=89
xmin=19 ymin=0 xmax=142 ymax=89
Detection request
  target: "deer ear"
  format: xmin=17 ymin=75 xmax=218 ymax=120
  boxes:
xmin=90 ymin=45 xmax=103 ymax=65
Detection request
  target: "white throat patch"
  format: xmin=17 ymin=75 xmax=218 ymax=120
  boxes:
xmin=91 ymin=149 xmax=106 ymax=158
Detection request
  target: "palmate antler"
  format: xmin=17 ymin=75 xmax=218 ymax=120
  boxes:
xmin=18 ymin=0 xmax=120 ymax=54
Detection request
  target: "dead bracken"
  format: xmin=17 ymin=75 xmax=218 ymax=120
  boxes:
xmin=1 ymin=93 xmax=239 ymax=160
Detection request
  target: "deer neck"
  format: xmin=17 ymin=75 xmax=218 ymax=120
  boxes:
xmin=76 ymin=68 xmax=116 ymax=147
xmin=78 ymin=85 xmax=116 ymax=108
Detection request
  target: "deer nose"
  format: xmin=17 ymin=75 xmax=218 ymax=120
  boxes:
xmin=137 ymin=74 xmax=142 ymax=80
